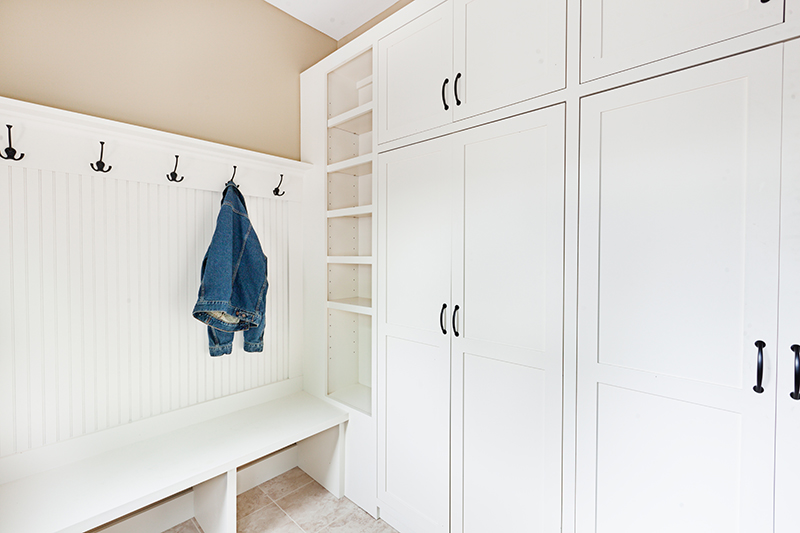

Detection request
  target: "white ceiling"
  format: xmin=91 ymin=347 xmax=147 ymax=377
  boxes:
xmin=266 ymin=0 xmax=400 ymax=41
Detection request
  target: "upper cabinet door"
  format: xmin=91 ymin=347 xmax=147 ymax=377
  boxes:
xmin=576 ymin=46 xmax=783 ymax=532
xmin=581 ymin=0 xmax=784 ymax=81
xmin=377 ymin=1 xmax=453 ymax=145
xmin=452 ymin=0 xmax=566 ymax=121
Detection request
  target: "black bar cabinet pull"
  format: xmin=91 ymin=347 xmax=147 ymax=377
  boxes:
xmin=452 ymin=305 xmax=460 ymax=337
xmin=454 ymin=73 xmax=462 ymax=106
xmin=439 ymin=303 xmax=448 ymax=335
xmin=791 ymin=345 xmax=800 ymax=400
xmin=754 ymin=340 xmax=766 ymax=393
xmin=441 ymin=78 xmax=450 ymax=111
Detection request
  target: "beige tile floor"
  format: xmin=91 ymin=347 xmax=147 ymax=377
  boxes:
xmin=164 ymin=468 xmax=398 ymax=533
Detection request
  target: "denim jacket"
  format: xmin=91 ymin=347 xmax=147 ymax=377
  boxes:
xmin=192 ymin=182 xmax=268 ymax=356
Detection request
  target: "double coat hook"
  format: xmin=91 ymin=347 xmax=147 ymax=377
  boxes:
xmin=273 ymin=174 xmax=285 ymax=196
xmin=90 ymin=141 xmax=112 ymax=173
xmin=2 ymin=124 xmax=24 ymax=161
xmin=166 ymin=155 xmax=184 ymax=182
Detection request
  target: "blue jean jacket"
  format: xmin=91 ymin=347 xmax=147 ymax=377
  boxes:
xmin=192 ymin=182 xmax=268 ymax=356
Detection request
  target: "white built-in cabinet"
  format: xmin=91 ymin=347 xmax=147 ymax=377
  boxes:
xmin=377 ymin=0 xmax=566 ymax=144
xmin=576 ymin=45 xmax=788 ymax=532
xmin=303 ymin=2 xmax=800 ymax=533
xmin=580 ymin=0 xmax=784 ymax=80
xmin=377 ymin=106 xmax=565 ymax=533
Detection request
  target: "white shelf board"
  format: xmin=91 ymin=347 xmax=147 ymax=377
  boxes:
xmin=327 ymin=154 xmax=373 ymax=175
xmin=327 ymin=256 xmax=374 ymax=265
xmin=328 ymin=297 xmax=374 ymax=315
xmin=356 ymin=75 xmax=373 ymax=90
xmin=327 ymin=205 xmax=373 ymax=219
xmin=328 ymin=384 xmax=372 ymax=416
xmin=328 ymin=102 xmax=373 ymax=134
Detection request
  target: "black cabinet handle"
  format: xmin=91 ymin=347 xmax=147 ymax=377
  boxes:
xmin=754 ymin=340 xmax=766 ymax=393
xmin=454 ymin=73 xmax=462 ymax=106
xmin=452 ymin=305 xmax=460 ymax=337
xmin=440 ymin=303 xmax=448 ymax=335
xmin=441 ymin=78 xmax=450 ymax=111
xmin=791 ymin=345 xmax=800 ymax=400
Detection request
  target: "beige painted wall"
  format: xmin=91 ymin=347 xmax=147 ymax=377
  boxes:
xmin=338 ymin=0 xmax=416 ymax=48
xmin=0 ymin=0 xmax=337 ymax=160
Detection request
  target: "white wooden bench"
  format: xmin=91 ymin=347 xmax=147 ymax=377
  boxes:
xmin=0 ymin=391 xmax=347 ymax=533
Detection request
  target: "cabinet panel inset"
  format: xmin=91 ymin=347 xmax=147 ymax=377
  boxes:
xmin=378 ymin=1 xmax=453 ymax=144
xmin=382 ymin=143 xmax=453 ymax=334
xmin=581 ymin=0 xmax=784 ymax=80
xmin=596 ymin=79 xmax=751 ymax=387
xmin=595 ymin=384 xmax=742 ymax=533
xmin=382 ymin=335 xmax=450 ymax=532
xmin=454 ymin=0 xmax=565 ymax=120
xmin=463 ymin=126 xmax=548 ymax=352
xmin=462 ymin=354 xmax=547 ymax=533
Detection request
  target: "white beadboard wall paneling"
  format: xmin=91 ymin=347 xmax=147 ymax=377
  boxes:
xmin=0 ymin=96 xmax=310 ymax=461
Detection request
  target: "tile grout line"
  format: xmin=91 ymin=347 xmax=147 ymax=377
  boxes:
xmin=256 ymin=478 xmax=318 ymax=532
xmin=266 ymin=481 xmax=315 ymax=532
xmin=260 ymin=479 xmax=344 ymax=533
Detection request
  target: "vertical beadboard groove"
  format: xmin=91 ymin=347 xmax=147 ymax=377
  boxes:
xmin=64 ymin=173 xmax=75 ymax=440
xmin=54 ymin=173 xmax=68 ymax=442
xmin=95 ymin=175 xmax=108 ymax=432
xmin=32 ymin=170 xmax=45 ymax=450
xmin=19 ymin=167 xmax=32 ymax=453
xmin=283 ymin=201 xmax=289 ymax=381
xmin=42 ymin=170 xmax=57 ymax=446
xmin=187 ymin=189 xmax=196 ymax=407
xmin=6 ymin=167 xmax=18 ymax=456
xmin=130 ymin=181 xmax=142 ymax=422
xmin=77 ymin=174 xmax=86 ymax=437
xmin=139 ymin=183 xmax=150 ymax=420
xmin=108 ymin=177 xmax=120 ymax=428
xmin=22 ymin=168 xmax=33 ymax=452
xmin=270 ymin=197 xmax=277 ymax=385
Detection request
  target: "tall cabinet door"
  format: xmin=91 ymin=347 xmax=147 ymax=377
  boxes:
xmin=774 ymin=39 xmax=800 ymax=533
xmin=576 ymin=46 xmax=783 ymax=533
xmin=452 ymin=0 xmax=566 ymax=121
xmin=377 ymin=1 xmax=453 ymax=145
xmin=449 ymin=106 xmax=565 ymax=533
xmin=580 ymin=0 xmax=784 ymax=81
xmin=377 ymin=137 xmax=455 ymax=533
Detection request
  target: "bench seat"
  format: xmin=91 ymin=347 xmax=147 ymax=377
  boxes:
xmin=0 ymin=391 xmax=347 ymax=533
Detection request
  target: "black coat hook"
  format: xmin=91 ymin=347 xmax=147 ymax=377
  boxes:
xmin=273 ymin=174 xmax=286 ymax=196
xmin=166 ymin=155 xmax=184 ymax=182
xmin=90 ymin=141 xmax=112 ymax=173
xmin=227 ymin=165 xmax=238 ymax=187
xmin=2 ymin=124 xmax=24 ymax=161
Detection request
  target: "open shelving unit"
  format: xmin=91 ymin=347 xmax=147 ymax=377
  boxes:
xmin=325 ymin=49 xmax=375 ymax=415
